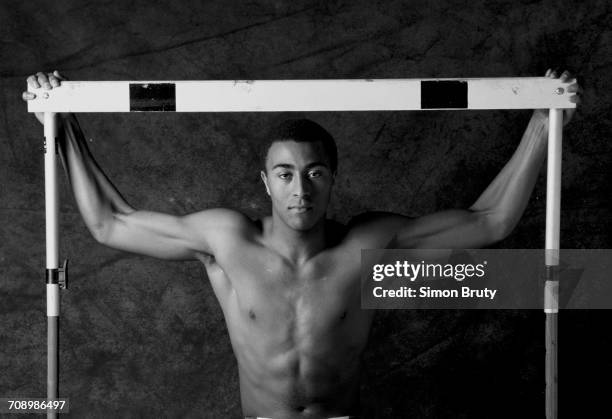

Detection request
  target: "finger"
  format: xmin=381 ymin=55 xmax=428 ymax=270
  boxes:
xmin=36 ymin=72 xmax=51 ymax=90
xmin=48 ymin=73 xmax=60 ymax=87
xmin=569 ymin=95 xmax=581 ymax=104
xmin=52 ymin=70 xmax=65 ymax=81
xmin=545 ymin=68 xmax=551 ymax=77
xmin=22 ymin=91 xmax=36 ymax=101
xmin=27 ymin=75 xmax=40 ymax=89
xmin=560 ymin=70 xmax=571 ymax=82
xmin=550 ymin=70 xmax=558 ymax=78
xmin=567 ymin=83 xmax=580 ymax=93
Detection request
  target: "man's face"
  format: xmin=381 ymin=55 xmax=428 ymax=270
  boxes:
xmin=261 ymin=140 xmax=335 ymax=231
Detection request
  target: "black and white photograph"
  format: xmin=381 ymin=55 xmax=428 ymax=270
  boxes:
xmin=1 ymin=1 xmax=611 ymax=418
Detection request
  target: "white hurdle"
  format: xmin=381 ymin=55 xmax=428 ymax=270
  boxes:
xmin=29 ymin=77 xmax=574 ymax=419
xmin=545 ymin=108 xmax=564 ymax=419
xmin=43 ymin=112 xmax=59 ymax=418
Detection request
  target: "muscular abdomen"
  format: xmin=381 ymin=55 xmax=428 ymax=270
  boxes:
xmin=207 ymin=255 xmax=370 ymax=418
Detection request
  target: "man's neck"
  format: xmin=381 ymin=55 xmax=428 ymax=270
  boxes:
xmin=266 ymin=215 xmax=327 ymax=266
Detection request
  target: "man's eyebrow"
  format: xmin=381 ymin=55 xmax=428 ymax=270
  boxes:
xmin=271 ymin=163 xmax=294 ymax=170
xmin=305 ymin=161 xmax=329 ymax=169
xmin=271 ymin=162 xmax=329 ymax=170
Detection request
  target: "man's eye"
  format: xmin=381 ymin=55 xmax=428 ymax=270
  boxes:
xmin=308 ymin=171 xmax=322 ymax=178
xmin=279 ymin=173 xmax=292 ymax=179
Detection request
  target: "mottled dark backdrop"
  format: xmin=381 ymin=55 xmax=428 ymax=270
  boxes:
xmin=1 ymin=0 xmax=611 ymax=418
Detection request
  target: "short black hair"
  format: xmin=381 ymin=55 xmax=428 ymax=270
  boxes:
xmin=262 ymin=118 xmax=338 ymax=174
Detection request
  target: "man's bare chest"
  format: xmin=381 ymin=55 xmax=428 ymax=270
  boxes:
xmin=216 ymin=247 xmax=358 ymax=296
xmin=200 ymin=246 xmax=367 ymax=329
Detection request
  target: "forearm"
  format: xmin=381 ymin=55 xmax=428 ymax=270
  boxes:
xmin=470 ymin=113 xmax=549 ymax=235
xmin=58 ymin=114 xmax=134 ymax=239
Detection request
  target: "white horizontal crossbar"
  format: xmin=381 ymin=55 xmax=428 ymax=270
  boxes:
xmin=27 ymin=78 xmax=575 ymax=113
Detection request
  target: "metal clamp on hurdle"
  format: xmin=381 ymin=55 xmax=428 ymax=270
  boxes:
xmin=28 ymin=76 xmax=574 ymax=419
xmin=46 ymin=259 xmax=68 ymax=290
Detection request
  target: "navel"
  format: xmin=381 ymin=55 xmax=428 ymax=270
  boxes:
xmin=248 ymin=309 xmax=256 ymax=320
xmin=340 ymin=310 xmax=347 ymax=320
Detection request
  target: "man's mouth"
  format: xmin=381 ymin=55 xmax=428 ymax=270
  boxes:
xmin=289 ymin=206 xmax=313 ymax=213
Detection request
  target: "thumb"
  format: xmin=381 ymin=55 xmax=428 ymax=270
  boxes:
xmin=53 ymin=70 xmax=67 ymax=81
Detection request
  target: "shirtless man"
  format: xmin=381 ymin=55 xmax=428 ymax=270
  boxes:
xmin=23 ymin=70 xmax=580 ymax=419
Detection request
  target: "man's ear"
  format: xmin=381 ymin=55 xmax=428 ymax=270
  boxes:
xmin=260 ymin=171 xmax=271 ymax=196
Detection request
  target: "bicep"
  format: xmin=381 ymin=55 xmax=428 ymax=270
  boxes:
xmin=101 ymin=208 xmax=249 ymax=260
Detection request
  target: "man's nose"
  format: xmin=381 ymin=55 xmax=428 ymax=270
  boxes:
xmin=292 ymin=174 xmax=311 ymax=197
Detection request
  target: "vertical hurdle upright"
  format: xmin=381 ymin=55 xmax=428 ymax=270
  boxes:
xmin=44 ymin=111 xmax=60 ymax=419
xmin=30 ymin=77 xmax=573 ymax=418
xmin=545 ymin=108 xmax=563 ymax=419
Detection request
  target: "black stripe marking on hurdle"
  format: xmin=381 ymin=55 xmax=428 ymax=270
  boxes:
xmin=421 ymin=80 xmax=467 ymax=109
xmin=129 ymin=83 xmax=176 ymax=112
xmin=46 ymin=269 xmax=58 ymax=284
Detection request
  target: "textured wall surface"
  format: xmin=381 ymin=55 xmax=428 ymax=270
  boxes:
xmin=1 ymin=0 xmax=611 ymax=418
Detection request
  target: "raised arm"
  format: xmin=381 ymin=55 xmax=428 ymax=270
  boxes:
xmin=353 ymin=69 xmax=581 ymax=250
xmin=23 ymin=71 xmax=251 ymax=260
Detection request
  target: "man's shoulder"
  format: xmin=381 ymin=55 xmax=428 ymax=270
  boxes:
xmin=184 ymin=208 xmax=262 ymax=239
xmin=347 ymin=211 xmax=413 ymax=230
xmin=343 ymin=211 xmax=414 ymax=247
